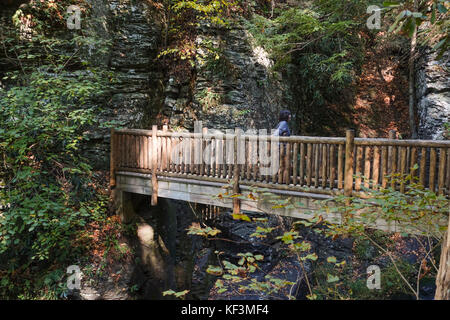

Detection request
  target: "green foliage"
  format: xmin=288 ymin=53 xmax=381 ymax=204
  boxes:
xmin=444 ymin=122 xmax=450 ymax=140
xmin=208 ymin=249 xmax=296 ymax=298
xmin=384 ymin=0 xmax=449 ymax=58
xmin=196 ymin=88 xmax=224 ymax=111
xmin=322 ymin=172 xmax=448 ymax=239
xmin=0 ymin=1 xmax=116 ymax=299
xmin=312 ymin=258 xmax=421 ymax=300
xmin=309 ymin=173 xmax=447 ymax=299
xmin=231 ymin=212 xmax=252 ymax=222
xmin=191 ymin=177 xmax=446 ymax=300
xmin=11 ymin=0 xmax=88 ymax=33
xmin=0 ymin=66 xmax=110 ymax=297
xmin=187 ymin=224 xmax=222 ymax=237
xmin=157 ymin=0 xmax=240 ymax=81
xmin=171 ymin=0 xmax=237 ymax=27
xmin=316 ymin=0 xmax=382 ymax=23
xmin=245 ymin=3 xmax=367 ymax=134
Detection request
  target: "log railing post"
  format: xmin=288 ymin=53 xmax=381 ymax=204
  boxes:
xmin=200 ymin=127 xmax=207 ymax=176
xmin=388 ymin=130 xmax=397 ymax=189
xmin=110 ymin=128 xmax=116 ymax=188
xmin=162 ymin=125 xmax=168 ymax=172
xmin=151 ymin=125 xmax=158 ymax=206
xmin=233 ymin=130 xmax=241 ymax=214
xmin=438 ymin=148 xmax=446 ymax=195
xmin=344 ymin=129 xmax=355 ymax=197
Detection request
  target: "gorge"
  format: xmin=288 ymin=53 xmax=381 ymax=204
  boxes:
xmin=0 ymin=0 xmax=448 ymax=300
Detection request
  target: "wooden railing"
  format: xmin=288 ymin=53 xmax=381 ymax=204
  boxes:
xmin=111 ymin=126 xmax=450 ymax=211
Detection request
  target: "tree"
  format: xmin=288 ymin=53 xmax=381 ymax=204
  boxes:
xmin=383 ymin=0 xmax=449 ymax=299
xmin=408 ymin=0 xmax=419 ymax=139
xmin=384 ymin=0 xmax=449 ymax=139
xmin=435 ymin=218 xmax=450 ymax=299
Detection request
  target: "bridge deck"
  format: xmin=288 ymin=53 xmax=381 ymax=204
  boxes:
xmin=111 ymin=125 xmax=450 ymax=230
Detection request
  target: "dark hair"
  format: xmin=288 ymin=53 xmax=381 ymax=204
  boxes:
xmin=279 ymin=110 xmax=291 ymax=122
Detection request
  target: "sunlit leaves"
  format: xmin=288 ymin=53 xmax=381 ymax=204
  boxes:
xmin=277 ymin=231 xmax=299 ymax=245
xmin=187 ymin=224 xmax=222 ymax=237
xmin=237 ymin=252 xmax=264 ymax=269
xmin=292 ymin=241 xmax=312 ymax=252
xmin=250 ymin=226 xmax=275 ymax=239
xmin=384 ymin=0 xmax=449 ymax=56
xmin=0 ymin=9 xmax=116 ymax=298
xmin=171 ymin=0 xmax=236 ymax=26
xmin=163 ymin=289 xmax=190 ymax=299
xmin=326 ymin=274 xmax=340 ymax=283
xmin=232 ymin=213 xmax=252 ymax=222
xmin=206 ymin=265 xmax=224 ymax=276
xmin=327 ymin=256 xmax=337 ymax=264
xmin=306 ymin=293 xmax=318 ymax=300
xmin=301 ymin=253 xmax=318 ymax=261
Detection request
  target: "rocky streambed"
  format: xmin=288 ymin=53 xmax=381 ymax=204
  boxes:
xmin=72 ymin=195 xmax=436 ymax=301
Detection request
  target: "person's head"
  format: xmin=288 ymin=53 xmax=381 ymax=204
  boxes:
xmin=279 ymin=110 xmax=291 ymax=122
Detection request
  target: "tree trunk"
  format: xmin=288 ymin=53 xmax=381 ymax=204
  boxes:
xmin=271 ymin=0 xmax=275 ymax=18
xmin=435 ymin=216 xmax=450 ymax=300
xmin=408 ymin=0 xmax=418 ymax=139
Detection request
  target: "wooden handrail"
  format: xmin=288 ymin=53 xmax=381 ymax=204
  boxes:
xmin=115 ymin=128 xmax=450 ymax=147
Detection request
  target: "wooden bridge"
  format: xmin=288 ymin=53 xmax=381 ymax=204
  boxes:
xmin=110 ymin=125 xmax=450 ymax=230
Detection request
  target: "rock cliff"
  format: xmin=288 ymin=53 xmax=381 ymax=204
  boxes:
xmin=416 ymin=50 xmax=450 ymax=140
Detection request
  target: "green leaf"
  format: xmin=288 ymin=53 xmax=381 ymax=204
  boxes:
xmin=254 ymin=254 xmax=264 ymax=261
xmin=433 ymin=38 xmax=446 ymax=51
xmin=431 ymin=4 xmax=437 ymax=24
xmin=215 ymin=279 xmax=224 ymax=288
xmin=206 ymin=265 xmax=223 ymax=276
xmin=303 ymin=253 xmax=318 ymax=261
xmin=326 ymin=274 xmax=340 ymax=283
xmin=383 ymin=1 xmax=400 ymax=7
xmin=175 ymin=290 xmax=189 ymax=298
xmin=327 ymin=256 xmax=337 ymax=264
xmin=437 ymin=3 xmax=447 ymax=14
xmin=222 ymin=260 xmax=238 ymax=271
xmin=307 ymin=293 xmax=318 ymax=300
xmin=162 ymin=290 xmax=175 ymax=296
xmin=232 ymin=213 xmax=251 ymax=222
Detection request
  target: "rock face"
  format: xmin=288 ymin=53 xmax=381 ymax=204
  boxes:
xmin=75 ymin=261 xmax=135 ymax=300
xmin=105 ymin=0 xmax=164 ymax=127
xmin=80 ymin=0 xmax=165 ymax=167
xmin=82 ymin=2 xmax=287 ymax=166
xmin=416 ymin=50 xmax=450 ymax=140
xmin=163 ymin=23 xmax=287 ymax=132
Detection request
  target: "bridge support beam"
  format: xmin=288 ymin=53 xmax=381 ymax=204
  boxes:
xmin=114 ymin=189 xmax=137 ymax=224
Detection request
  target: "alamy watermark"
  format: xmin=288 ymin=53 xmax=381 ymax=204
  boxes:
xmin=168 ymin=121 xmax=281 ymax=175
xmin=67 ymin=5 xmax=81 ymax=30
xmin=367 ymin=5 xmax=382 ymax=30
xmin=67 ymin=265 xmax=81 ymax=290
xmin=367 ymin=265 xmax=381 ymax=290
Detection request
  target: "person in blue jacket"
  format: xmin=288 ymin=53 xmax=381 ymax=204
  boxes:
xmin=274 ymin=110 xmax=291 ymax=181
xmin=275 ymin=110 xmax=291 ymax=136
